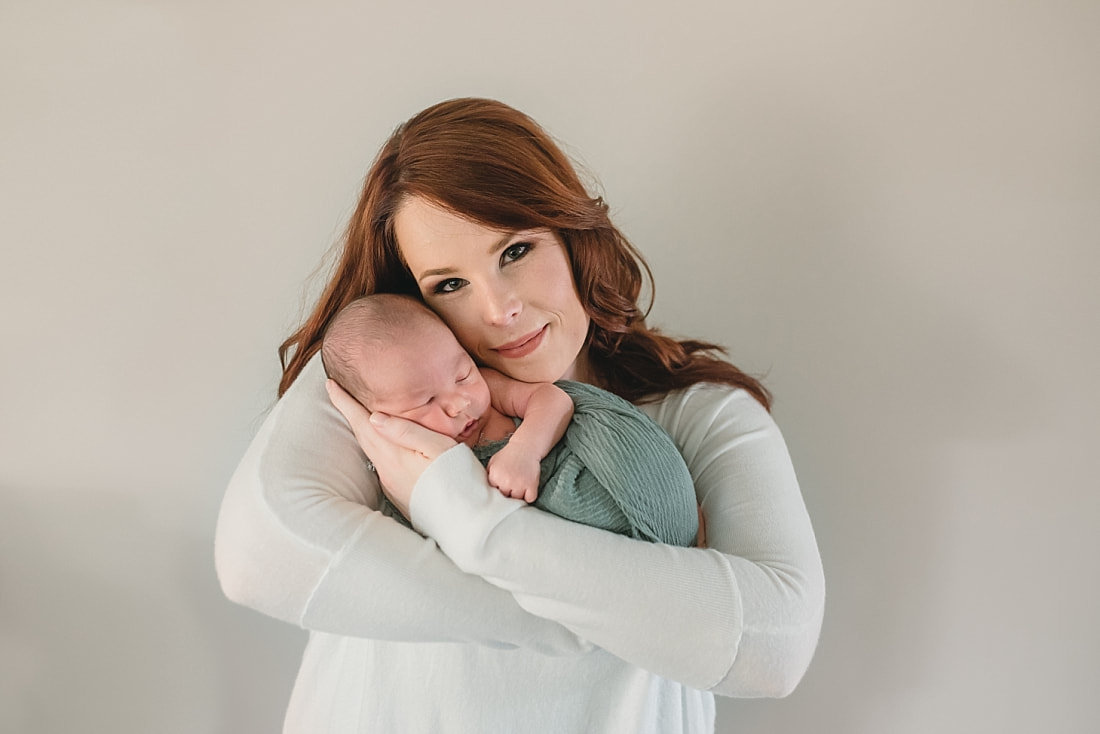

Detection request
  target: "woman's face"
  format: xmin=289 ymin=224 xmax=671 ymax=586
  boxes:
xmin=394 ymin=196 xmax=591 ymax=384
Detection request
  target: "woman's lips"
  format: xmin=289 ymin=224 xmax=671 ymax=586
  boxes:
xmin=493 ymin=326 xmax=547 ymax=359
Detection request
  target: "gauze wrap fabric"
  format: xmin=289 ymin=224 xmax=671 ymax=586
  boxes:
xmin=389 ymin=380 xmax=699 ymax=547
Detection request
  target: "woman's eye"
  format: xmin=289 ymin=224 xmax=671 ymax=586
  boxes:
xmin=434 ymin=278 xmax=467 ymax=294
xmin=501 ymin=242 xmax=531 ymax=264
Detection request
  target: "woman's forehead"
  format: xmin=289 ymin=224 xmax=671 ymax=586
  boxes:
xmin=395 ymin=197 xmax=502 ymax=246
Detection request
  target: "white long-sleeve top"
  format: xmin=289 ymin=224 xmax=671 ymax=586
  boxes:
xmin=215 ymin=354 xmax=825 ymax=733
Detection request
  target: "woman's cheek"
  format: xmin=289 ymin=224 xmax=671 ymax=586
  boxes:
xmin=444 ymin=319 xmax=483 ymax=359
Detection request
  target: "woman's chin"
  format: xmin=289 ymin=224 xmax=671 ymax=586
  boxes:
xmin=490 ymin=355 xmax=588 ymax=385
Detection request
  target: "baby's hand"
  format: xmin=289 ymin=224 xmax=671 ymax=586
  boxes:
xmin=487 ymin=446 xmax=540 ymax=504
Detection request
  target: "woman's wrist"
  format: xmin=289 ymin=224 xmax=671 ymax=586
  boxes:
xmin=409 ymin=443 xmax=525 ymax=543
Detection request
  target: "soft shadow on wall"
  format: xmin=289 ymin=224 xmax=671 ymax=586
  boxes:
xmin=0 ymin=488 xmax=304 ymax=733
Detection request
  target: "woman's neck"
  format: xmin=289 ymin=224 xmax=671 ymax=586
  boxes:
xmin=561 ymin=350 xmax=598 ymax=386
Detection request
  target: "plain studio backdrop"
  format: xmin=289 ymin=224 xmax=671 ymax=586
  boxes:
xmin=2 ymin=2 xmax=1097 ymax=732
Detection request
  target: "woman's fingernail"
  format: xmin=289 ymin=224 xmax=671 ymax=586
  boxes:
xmin=369 ymin=412 xmax=388 ymax=426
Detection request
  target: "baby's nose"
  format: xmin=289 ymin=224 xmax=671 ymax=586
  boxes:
xmin=444 ymin=393 xmax=470 ymax=417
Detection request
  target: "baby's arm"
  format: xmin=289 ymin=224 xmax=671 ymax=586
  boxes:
xmin=482 ymin=368 xmax=573 ymax=503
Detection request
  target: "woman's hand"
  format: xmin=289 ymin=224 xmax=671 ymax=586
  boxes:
xmin=326 ymin=379 xmax=457 ymax=518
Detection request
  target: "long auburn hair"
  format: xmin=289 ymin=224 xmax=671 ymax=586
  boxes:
xmin=279 ymin=98 xmax=770 ymax=409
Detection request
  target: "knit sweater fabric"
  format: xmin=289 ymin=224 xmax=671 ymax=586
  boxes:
xmin=214 ymin=354 xmax=825 ymax=733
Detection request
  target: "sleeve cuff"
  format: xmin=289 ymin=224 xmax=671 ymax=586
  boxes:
xmin=409 ymin=444 xmax=526 ymax=562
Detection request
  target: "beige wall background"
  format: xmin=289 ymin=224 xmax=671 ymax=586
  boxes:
xmin=2 ymin=1 xmax=1097 ymax=732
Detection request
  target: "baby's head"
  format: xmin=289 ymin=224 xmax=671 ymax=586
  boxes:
xmin=322 ymin=294 xmax=492 ymax=446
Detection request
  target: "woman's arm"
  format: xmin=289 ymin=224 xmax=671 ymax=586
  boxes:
xmin=213 ymin=353 xmax=589 ymax=654
xmin=403 ymin=383 xmax=825 ymax=696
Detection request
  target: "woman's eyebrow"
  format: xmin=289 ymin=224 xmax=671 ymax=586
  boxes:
xmin=417 ymin=265 xmax=455 ymax=280
xmin=416 ymin=230 xmax=542 ymax=281
xmin=485 ymin=231 xmax=517 ymax=256
xmin=487 ymin=229 xmax=544 ymax=255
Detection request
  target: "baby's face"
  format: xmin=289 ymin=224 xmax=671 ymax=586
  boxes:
xmin=362 ymin=326 xmax=492 ymax=447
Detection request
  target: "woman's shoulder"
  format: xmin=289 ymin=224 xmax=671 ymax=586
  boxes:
xmin=644 ymin=381 xmax=771 ymax=417
xmin=639 ymin=382 xmax=778 ymax=446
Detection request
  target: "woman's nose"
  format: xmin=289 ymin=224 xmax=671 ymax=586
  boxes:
xmin=481 ymin=281 xmax=521 ymax=325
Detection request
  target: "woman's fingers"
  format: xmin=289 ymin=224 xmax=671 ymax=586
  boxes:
xmin=327 ymin=379 xmax=456 ymax=460
xmin=326 ymin=379 xmax=387 ymax=458
xmin=369 ymin=412 xmax=457 ymax=461
xmin=327 ymin=380 xmax=370 ymax=431
xmin=366 ymin=415 xmax=455 ymax=519
xmin=327 ymin=380 xmax=459 ymax=520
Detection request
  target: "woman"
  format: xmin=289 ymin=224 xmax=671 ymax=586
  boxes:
xmin=215 ymin=98 xmax=825 ymax=733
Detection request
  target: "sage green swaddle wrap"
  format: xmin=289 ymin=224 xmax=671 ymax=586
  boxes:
xmin=387 ymin=380 xmax=699 ymax=547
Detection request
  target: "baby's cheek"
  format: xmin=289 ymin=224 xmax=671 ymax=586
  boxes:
xmin=475 ymin=393 xmax=492 ymax=419
xmin=399 ymin=408 xmax=442 ymax=437
xmin=423 ymin=411 xmax=454 ymax=437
